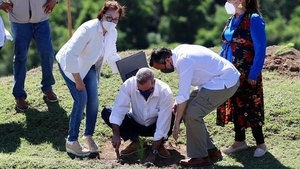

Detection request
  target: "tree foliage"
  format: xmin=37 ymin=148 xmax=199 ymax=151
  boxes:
xmin=0 ymin=0 xmax=299 ymax=76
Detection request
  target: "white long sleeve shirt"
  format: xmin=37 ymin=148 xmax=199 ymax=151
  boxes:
xmin=173 ymin=44 xmax=240 ymax=104
xmin=109 ymin=77 xmax=174 ymax=141
xmin=56 ymin=19 xmax=120 ymax=83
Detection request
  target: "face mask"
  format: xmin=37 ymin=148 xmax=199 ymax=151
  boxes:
xmin=225 ymin=2 xmax=236 ymax=15
xmin=139 ymin=86 xmax=154 ymax=100
xmin=161 ymin=63 xmax=174 ymax=73
xmin=102 ymin=21 xmax=116 ymax=32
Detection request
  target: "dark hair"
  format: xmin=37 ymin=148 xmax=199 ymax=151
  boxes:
xmin=149 ymin=47 xmax=172 ymax=67
xmin=245 ymin=0 xmax=263 ymax=16
xmin=97 ymin=1 xmax=125 ymax=20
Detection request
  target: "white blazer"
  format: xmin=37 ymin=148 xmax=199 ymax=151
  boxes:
xmin=56 ymin=19 xmax=120 ymax=83
xmin=0 ymin=15 xmax=13 ymax=47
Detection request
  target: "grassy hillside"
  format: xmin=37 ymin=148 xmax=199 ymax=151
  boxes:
xmin=0 ymin=49 xmax=299 ymax=169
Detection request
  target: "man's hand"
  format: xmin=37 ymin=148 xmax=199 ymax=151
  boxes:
xmin=172 ymin=103 xmax=177 ymax=115
xmin=43 ymin=0 xmax=56 ymax=14
xmin=248 ymin=78 xmax=257 ymax=86
xmin=172 ymin=123 xmax=180 ymax=141
xmin=0 ymin=2 xmax=13 ymax=13
xmin=111 ymin=134 xmax=121 ymax=150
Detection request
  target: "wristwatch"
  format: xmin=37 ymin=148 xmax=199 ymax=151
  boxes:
xmin=152 ymin=149 xmax=159 ymax=155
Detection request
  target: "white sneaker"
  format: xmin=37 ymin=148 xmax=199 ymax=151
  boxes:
xmin=223 ymin=142 xmax=248 ymax=154
xmin=254 ymin=145 xmax=267 ymax=157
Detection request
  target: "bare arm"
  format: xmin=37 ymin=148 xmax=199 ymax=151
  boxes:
xmin=172 ymin=101 xmax=187 ymax=141
xmin=72 ymin=73 xmax=85 ymax=91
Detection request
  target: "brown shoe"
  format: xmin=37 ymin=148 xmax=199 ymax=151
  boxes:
xmin=16 ymin=98 xmax=29 ymax=111
xmin=43 ymin=90 xmax=58 ymax=102
xmin=120 ymin=141 xmax=138 ymax=156
xmin=208 ymin=149 xmax=223 ymax=163
xmin=158 ymin=144 xmax=171 ymax=158
xmin=180 ymin=157 xmax=211 ymax=167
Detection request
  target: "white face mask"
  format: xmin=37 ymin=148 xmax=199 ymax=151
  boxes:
xmin=102 ymin=21 xmax=116 ymax=32
xmin=225 ymin=2 xmax=236 ymax=15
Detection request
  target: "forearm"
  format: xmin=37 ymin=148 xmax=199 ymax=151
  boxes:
xmin=112 ymin=124 xmax=120 ymax=137
xmin=175 ymin=101 xmax=187 ymax=124
xmin=72 ymin=73 xmax=82 ymax=82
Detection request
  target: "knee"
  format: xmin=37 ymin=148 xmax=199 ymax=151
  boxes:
xmin=101 ymin=107 xmax=112 ymax=122
xmin=74 ymin=91 xmax=87 ymax=107
xmin=13 ymin=53 xmax=27 ymax=63
xmin=87 ymin=94 xmax=99 ymax=108
xmin=185 ymin=105 xmax=204 ymax=122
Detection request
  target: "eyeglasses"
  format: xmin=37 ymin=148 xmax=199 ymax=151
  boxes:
xmin=104 ymin=14 xmax=119 ymax=23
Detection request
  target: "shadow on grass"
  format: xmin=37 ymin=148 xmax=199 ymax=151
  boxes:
xmin=214 ymin=147 xmax=291 ymax=169
xmin=119 ymin=145 xmax=185 ymax=167
xmin=0 ymin=101 xmax=69 ymax=153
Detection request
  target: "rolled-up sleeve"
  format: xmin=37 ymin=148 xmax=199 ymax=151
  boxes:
xmin=109 ymin=81 xmax=131 ymax=126
xmin=176 ymin=58 xmax=194 ymax=104
xmin=105 ymin=29 xmax=121 ymax=74
xmin=63 ymin=24 xmax=91 ymax=73
xmin=154 ymin=89 xmax=174 ymax=141
xmin=248 ymin=14 xmax=267 ymax=80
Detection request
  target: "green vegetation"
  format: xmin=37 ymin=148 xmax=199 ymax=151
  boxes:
xmin=0 ymin=48 xmax=299 ymax=168
xmin=272 ymin=42 xmax=295 ymax=57
xmin=0 ymin=0 xmax=300 ymax=76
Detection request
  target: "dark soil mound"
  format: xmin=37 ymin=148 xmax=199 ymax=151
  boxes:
xmin=264 ymin=45 xmax=300 ymax=77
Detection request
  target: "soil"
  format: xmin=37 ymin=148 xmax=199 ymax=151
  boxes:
xmin=264 ymin=45 xmax=300 ymax=77
xmin=98 ymin=140 xmax=192 ymax=168
xmin=94 ymin=140 xmax=213 ymax=168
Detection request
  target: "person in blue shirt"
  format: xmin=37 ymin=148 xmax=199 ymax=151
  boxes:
xmin=217 ymin=0 xmax=268 ymax=158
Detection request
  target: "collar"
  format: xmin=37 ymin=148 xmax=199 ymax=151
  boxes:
xmin=98 ymin=20 xmax=103 ymax=35
xmin=171 ymin=51 xmax=178 ymax=69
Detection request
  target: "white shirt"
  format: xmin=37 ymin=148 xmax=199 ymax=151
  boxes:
xmin=56 ymin=19 xmax=120 ymax=83
xmin=172 ymin=44 xmax=240 ymax=104
xmin=0 ymin=15 xmax=13 ymax=47
xmin=110 ymin=76 xmax=174 ymax=141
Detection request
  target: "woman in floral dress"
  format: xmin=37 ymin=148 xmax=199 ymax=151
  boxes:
xmin=217 ymin=0 xmax=267 ymax=157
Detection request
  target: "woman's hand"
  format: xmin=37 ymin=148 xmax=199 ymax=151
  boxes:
xmin=0 ymin=2 xmax=13 ymax=13
xmin=72 ymin=73 xmax=86 ymax=91
xmin=248 ymin=78 xmax=257 ymax=86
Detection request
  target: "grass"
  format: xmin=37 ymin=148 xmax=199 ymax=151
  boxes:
xmin=0 ymin=49 xmax=299 ymax=168
xmin=272 ymin=42 xmax=295 ymax=57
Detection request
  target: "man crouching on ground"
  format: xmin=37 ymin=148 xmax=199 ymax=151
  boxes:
xmin=101 ymin=67 xmax=174 ymax=163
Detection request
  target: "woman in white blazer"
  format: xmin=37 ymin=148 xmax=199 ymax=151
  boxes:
xmin=56 ymin=1 xmax=125 ymax=157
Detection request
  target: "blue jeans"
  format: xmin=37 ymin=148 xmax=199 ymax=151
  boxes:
xmin=11 ymin=20 xmax=55 ymax=99
xmin=59 ymin=64 xmax=99 ymax=141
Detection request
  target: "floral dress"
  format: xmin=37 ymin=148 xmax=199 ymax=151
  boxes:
xmin=216 ymin=12 xmax=267 ymax=129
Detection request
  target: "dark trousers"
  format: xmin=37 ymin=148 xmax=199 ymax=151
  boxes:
xmin=101 ymin=107 xmax=174 ymax=142
xmin=234 ymin=124 xmax=265 ymax=145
